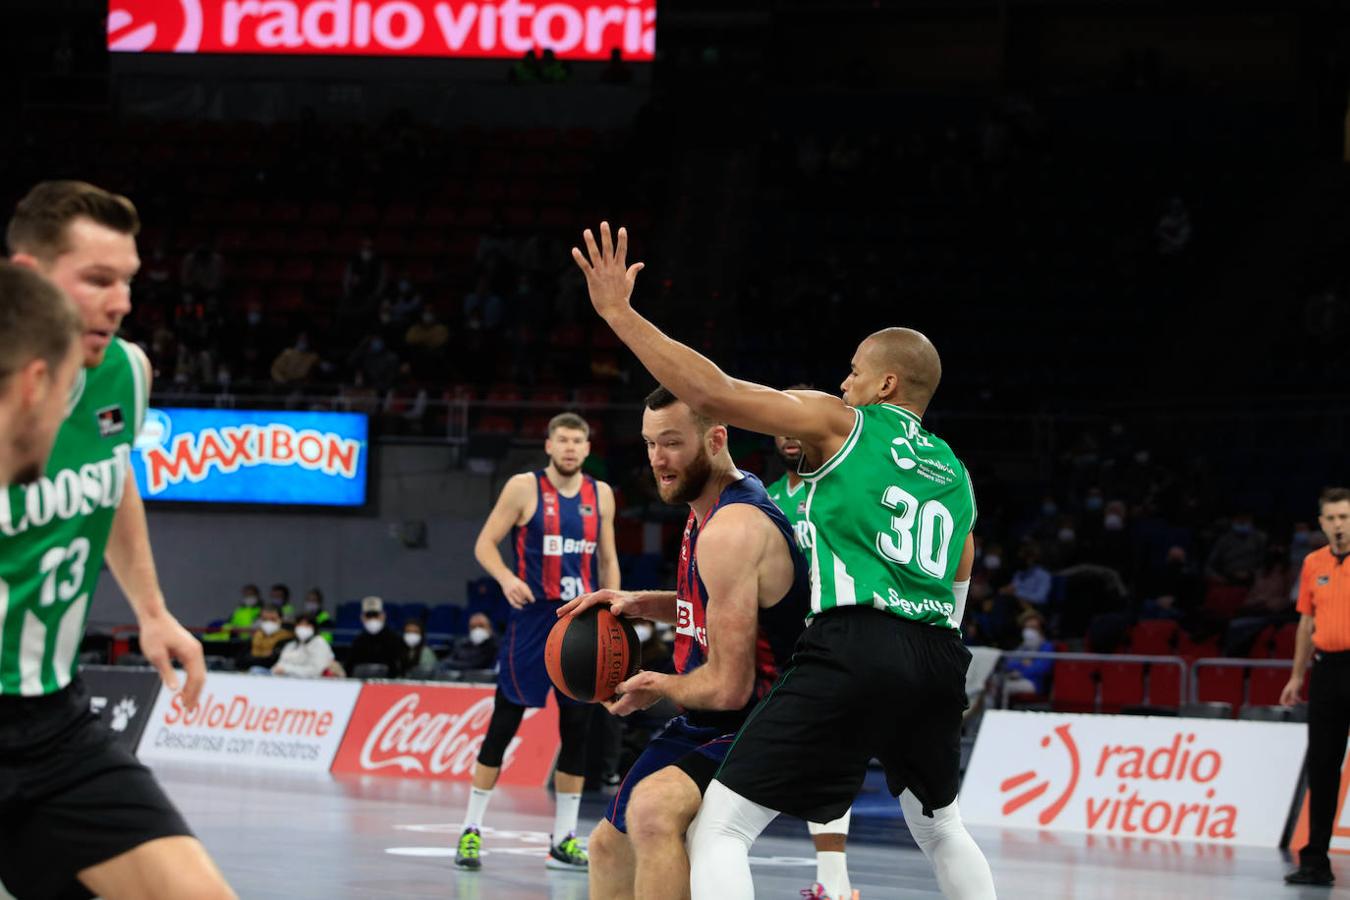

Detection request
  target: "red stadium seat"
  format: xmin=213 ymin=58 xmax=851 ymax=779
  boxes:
xmin=1050 ymin=660 xmax=1099 ymax=713
xmin=304 ymin=201 xmax=343 ymax=226
xmin=1127 ymin=619 xmax=1178 ymax=655
xmin=381 ymin=202 xmax=418 ymax=227
xmin=346 ymin=202 xmax=379 ymax=228
xmin=472 ymin=414 xmax=515 ymax=435
xmin=484 ymin=384 xmax=522 ymax=404
xmin=1099 ymin=662 xmax=1145 ymax=713
xmin=1248 ymin=667 xmax=1292 ymax=707
xmin=1145 ymin=662 xmax=1184 ymax=708
xmin=529 ymin=386 xmax=568 ymax=405
xmin=1195 ymin=665 xmax=1244 ymax=714
xmin=520 ymin=416 xmax=551 ymax=439
xmin=1203 ymin=583 xmax=1247 ymax=619
xmin=1272 ymin=622 xmax=1298 ymax=659
xmin=277 ymin=258 xmax=315 ymax=284
xmin=1176 ymin=632 xmax=1221 ymax=663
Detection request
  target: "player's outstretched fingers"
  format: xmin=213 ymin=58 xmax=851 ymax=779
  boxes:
xmin=600 ymin=221 xmax=614 ymax=259
xmin=583 ymin=228 xmax=601 ymax=267
xmin=178 ymin=637 xmax=207 ymax=711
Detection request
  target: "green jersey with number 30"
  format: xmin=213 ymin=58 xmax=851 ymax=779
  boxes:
xmin=0 ymin=338 xmax=146 ymax=696
xmin=802 ymin=403 xmax=975 ymax=629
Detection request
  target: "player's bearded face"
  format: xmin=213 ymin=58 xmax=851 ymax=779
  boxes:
xmin=775 ymin=436 xmax=803 ymax=468
xmin=546 ymin=429 xmax=589 ymax=476
xmin=656 ymin=442 xmax=713 ymax=504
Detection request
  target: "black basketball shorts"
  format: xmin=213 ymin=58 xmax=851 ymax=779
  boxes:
xmin=714 ymin=606 xmax=971 ymax=824
xmin=0 ymin=679 xmax=192 ymax=900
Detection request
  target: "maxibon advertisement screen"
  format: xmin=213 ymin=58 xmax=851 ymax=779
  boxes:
xmin=129 ymin=407 xmax=371 ymax=508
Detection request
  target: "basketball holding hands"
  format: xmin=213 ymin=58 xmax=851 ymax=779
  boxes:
xmin=554 ymin=590 xmax=663 ymax=715
xmin=556 ymin=588 xmax=643 ymax=620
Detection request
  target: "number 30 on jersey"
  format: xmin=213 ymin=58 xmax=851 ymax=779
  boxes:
xmin=875 ymin=486 xmax=954 ymax=578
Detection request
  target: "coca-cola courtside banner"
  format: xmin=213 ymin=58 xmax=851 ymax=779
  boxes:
xmin=107 ymin=0 xmax=656 ymax=61
xmin=138 ymin=672 xmax=362 ymax=771
xmin=331 ymin=681 xmax=560 ymax=784
xmin=961 ymin=711 xmax=1306 ymax=847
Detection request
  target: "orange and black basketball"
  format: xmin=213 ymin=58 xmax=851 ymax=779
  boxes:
xmin=545 ymin=606 xmax=641 ymax=703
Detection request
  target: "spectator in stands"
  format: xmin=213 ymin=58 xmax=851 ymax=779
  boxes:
xmin=272 ymin=613 xmax=337 ymax=678
xmin=388 ymin=273 xmax=424 ymax=325
xmin=204 ymin=583 xmax=263 ymax=643
xmin=538 ymin=49 xmax=571 ymax=84
xmin=976 ymin=540 xmax=1007 ymax=588
xmin=400 ymin=620 xmax=437 ymax=678
xmin=346 ymin=595 xmax=405 ymax=677
xmin=442 ymin=612 xmax=498 ymax=671
xmin=405 ymin=307 xmax=449 ymax=353
xmin=1242 ymin=547 xmax=1295 ymax=618
xmin=180 ymin=241 xmax=225 ymax=297
xmin=1146 ymin=545 xmax=1202 ymax=611
xmin=463 ymin=274 xmax=504 ymax=333
xmin=1003 ymin=610 xmax=1054 ymax=696
xmin=270 ymin=332 xmax=320 ymax=387
xmin=1002 ymin=542 xmax=1051 ymax=609
xmin=601 ymin=48 xmax=633 ymax=85
xmin=343 ymin=237 xmax=387 ymax=308
xmin=269 ymin=583 xmax=294 ymax=620
xmin=239 ymin=604 xmax=293 ymax=672
xmin=302 ymin=588 xmax=335 ymax=642
xmin=509 ymin=49 xmax=541 ymax=84
xmin=348 ymin=333 xmax=401 ymax=391
xmin=1205 ymin=512 xmax=1267 ymax=586
xmin=1154 ymin=196 xmax=1192 ymax=257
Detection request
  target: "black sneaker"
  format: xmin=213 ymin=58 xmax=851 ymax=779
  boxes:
xmin=546 ymin=833 xmax=588 ymax=871
xmin=1285 ymin=864 xmax=1333 ymax=886
xmin=455 ymin=827 xmax=483 ymax=870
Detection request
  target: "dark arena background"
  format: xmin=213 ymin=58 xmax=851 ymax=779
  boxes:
xmin=4 ymin=0 xmax=1350 ymax=897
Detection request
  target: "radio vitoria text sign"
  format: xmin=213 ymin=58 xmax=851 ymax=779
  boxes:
xmin=108 ymin=0 xmax=656 ymax=61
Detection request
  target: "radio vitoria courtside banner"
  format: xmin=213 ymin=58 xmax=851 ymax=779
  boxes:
xmin=129 ymin=408 xmax=370 ymax=507
xmin=107 ymin=0 xmax=656 ymax=60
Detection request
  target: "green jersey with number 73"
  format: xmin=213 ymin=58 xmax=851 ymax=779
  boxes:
xmin=0 ymin=338 xmax=146 ymax=695
xmin=802 ymin=403 xmax=975 ymax=628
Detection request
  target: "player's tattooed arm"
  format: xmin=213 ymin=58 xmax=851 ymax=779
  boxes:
xmin=573 ymin=222 xmax=854 ymax=456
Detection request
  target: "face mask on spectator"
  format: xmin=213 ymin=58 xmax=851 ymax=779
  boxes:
xmin=247 ymin=311 xmax=262 ymax=325
xmin=242 ymin=594 xmax=258 ymax=607
xmin=305 ymin=601 xmax=320 ymax=614
xmin=1233 ymin=522 xmax=1252 ymax=535
xmin=1058 ymin=528 xmax=1076 ymax=543
xmin=294 ymin=625 xmax=314 ymax=642
xmin=634 ymin=624 xmax=653 ymax=644
xmin=364 ymin=618 xmax=384 ymax=635
xmin=1084 ymin=495 xmax=1104 ymax=512
xmin=1104 ymin=513 xmax=1125 ymax=531
xmin=983 ymin=555 xmax=1001 ymax=571
xmin=404 ymin=632 xmax=422 ymax=648
xmin=259 ymin=620 xmax=280 ymax=636
xmin=469 ymin=627 xmax=490 ymax=646
xmin=1022 ymin=627 xmax=1043 ymax=648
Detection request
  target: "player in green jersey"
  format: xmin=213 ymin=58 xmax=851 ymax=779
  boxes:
xmin=765 ymin=416 xmax=856 ymax=900
xmin=0 ymin=262 xmax=83 ymax=487
xmin=574 ymin=223 xmax=994 ymax=900
xmin=5 ymin=182 xmax=234 ymax=900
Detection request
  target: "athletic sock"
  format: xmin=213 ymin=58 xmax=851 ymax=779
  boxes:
xmin=816 ymin=851 xmax=851 ymax=899
xmin=463 ymin=787 xmax=493 ymax=831
xmin=553 ymin=791 xmax=582 ymax=842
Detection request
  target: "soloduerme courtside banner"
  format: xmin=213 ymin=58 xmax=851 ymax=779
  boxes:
xmin=137 ymin=672 xmax=363 ymax=771
xmin=961 ymin=711 xmax=1306 ymax=847
xmin=129 ymin=407 xmax=370 ymax=507
xmin=107 ymin=0 xmax=656 ymax=61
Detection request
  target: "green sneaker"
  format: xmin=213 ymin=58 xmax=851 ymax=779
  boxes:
xmin=545 ymin=832 xmax=588 ymax=871
xmin=455 ymin=827 xmax=482 ymax=870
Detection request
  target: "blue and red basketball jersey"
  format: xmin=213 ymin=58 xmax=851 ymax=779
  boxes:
xmin=674 ymin=472 xmax=810 ymax=732
xmin=514 ymin=471 xmax=601 ymax=602
xmin=498 ymin=471 xmax=602 ymax=707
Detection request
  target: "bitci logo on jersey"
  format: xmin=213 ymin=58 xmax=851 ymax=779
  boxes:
xmin=107 ymin=0 xmax=657 ymax=60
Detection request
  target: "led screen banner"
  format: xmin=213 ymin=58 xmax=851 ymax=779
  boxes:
xmin=129 ymin=407 xmax=370 ymax=507
xmin=107 ymin=0 xmax=656 ymax=61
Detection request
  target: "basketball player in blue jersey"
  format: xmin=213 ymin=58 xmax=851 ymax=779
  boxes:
xmin=455 ymin=411 xmax=620 ymax=872
xmin=556 ymin=387 xmax=811 ymax=900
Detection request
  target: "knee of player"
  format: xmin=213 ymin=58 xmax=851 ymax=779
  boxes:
xmin=628 ymin=780 xmax=691 ymax=846
xmin=588 ymin=820 xmax=627 ymax=863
